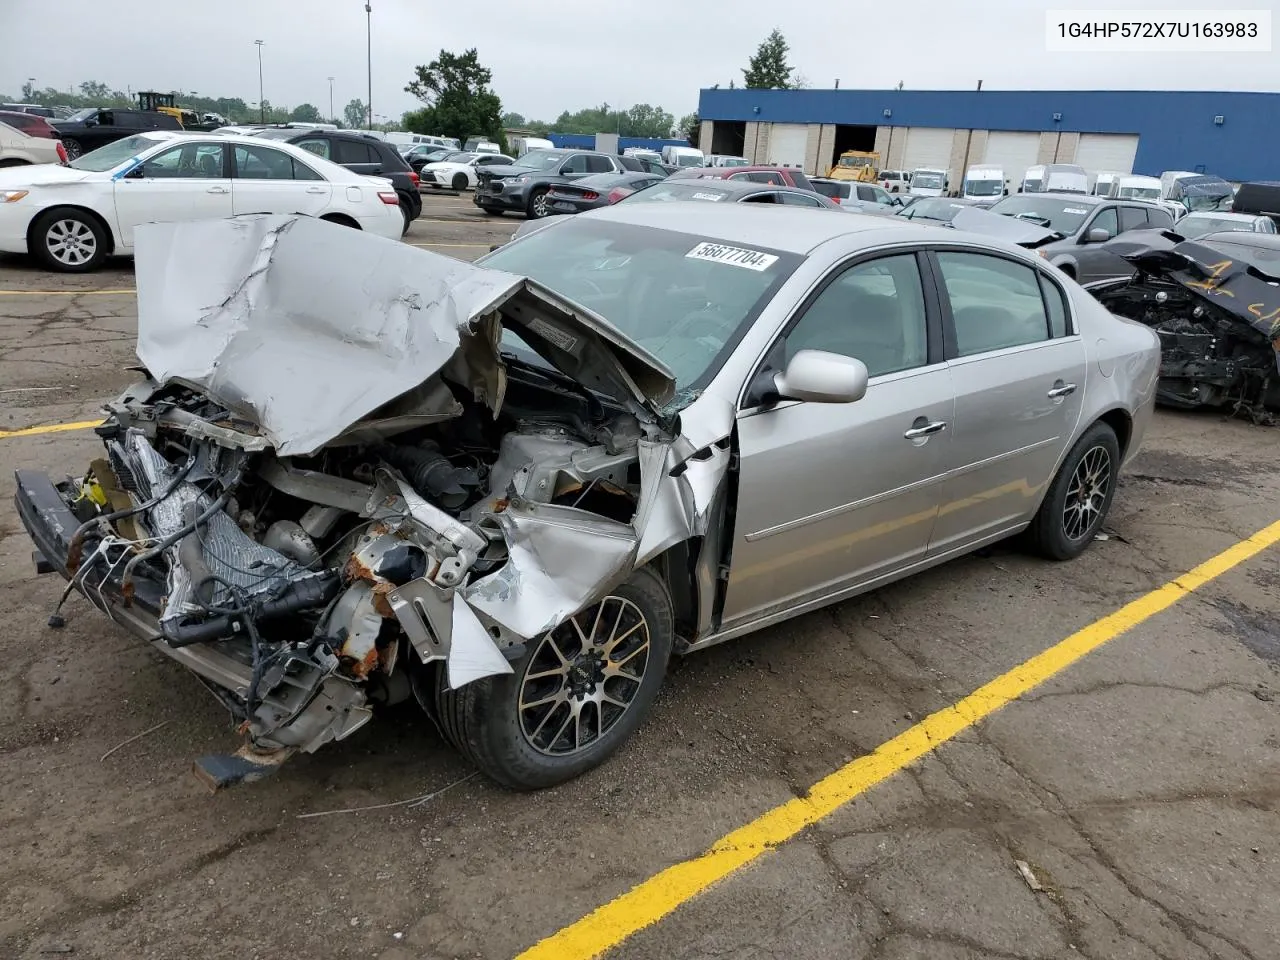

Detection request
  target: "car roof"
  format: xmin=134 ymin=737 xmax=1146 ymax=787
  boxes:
xmin=580 ymin=200 xmax=932 ymax=255
xmin=1201 ymin=231 xmax=1280 ymax=247
xmin=660 ymin=178 xmax=805 ymax=196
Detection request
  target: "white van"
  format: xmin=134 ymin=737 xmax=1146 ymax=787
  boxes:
xmin=962 ymin=166 xmax=1007 ymax=201
xmin=661 ymin=145 xmax=705 ymax=168
xmin=512 ymin=136 xmax=554 ymax=156
xmin=1022 ymin=164 xmax=1088 ymax=194
xmin=1092 ymin=172 xmax=1121 ymax=197
xmin=909 ymin=168 xmax=948 ymax=197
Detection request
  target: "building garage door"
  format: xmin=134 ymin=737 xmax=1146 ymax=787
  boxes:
xmin=982 ymin=132 xmax=1041 ymax=192
xmin=768 ymin=123 xmax=809 ymax=168
xmin=902 ymin=127 xmax=954 ymax=171
xmin=1073 ymin=133 xmax=1139 ymax=175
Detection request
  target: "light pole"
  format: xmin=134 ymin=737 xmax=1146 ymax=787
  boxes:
xmin=365 ymin=3 xmax=373 ymax=128
xmin=255 ymin=40 xmax=265 ymax=122
xmin=327 ymin=77 xmax=335 ymax=124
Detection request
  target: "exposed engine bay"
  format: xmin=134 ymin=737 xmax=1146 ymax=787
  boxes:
xmin=1086 ymin=236 xmax=1280 ymax=419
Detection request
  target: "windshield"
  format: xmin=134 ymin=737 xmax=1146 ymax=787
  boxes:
xmin=897 ymin=198 xmax=968 ymax=222
xmin=435 ymin=152 xmax=477 ymax=164
xmin=987 ymin=195 xmax=1092 ymax=234
xmin=718 ymin=157 xmax=749 ymax=166
xmin=513 ymin=149 xmax=571 ymax=171
xmin=674 ymin=154 xmax=704 ymax=167
xmin=1117 ymin=185 xmax=1160 ymax=200
xmin=621 ymin=182 xmax=733 ymax=203
xmin=68 ymin=135 xmax=158 ymax=172
xmin=964 ymin=178 xmax=1003 ymax=197
xmin=1178 ymin=215 xmax=1252 ymax=238
xmin=912 ymin=172 xmax=944 ymax=189
xmin=479 ymin=219 xmax=801 ymax=399
xmin=839 ymin=155 xmax=873 ymax=168
xmin=65 ymin=108 xmax=97 ymax=122
xmin=1184 ymin=193 xmax=1233 ymax=212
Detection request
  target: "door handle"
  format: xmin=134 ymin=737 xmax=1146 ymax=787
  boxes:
xmin=305 ymin=186 xmax=326 ymax=194
xmin=904 ymin=418 xmax=948 ymax=440
xmin=206 ymin=186 xmax=229 ymax=194
xmin=1047 ymin=381 xmax=1077 ymax=399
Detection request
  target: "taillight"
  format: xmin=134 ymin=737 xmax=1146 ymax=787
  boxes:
xmin=607 ymin=188 xmax=633 ymax=204
xmin=580 ymin=191 xmax=599 ymax=202
xmin=408 ymin=171 xmax=420 ymax=186
xmin=56 ymin=140 xmax=68 ymax=164
xmin=377 ymin=191 xmax=400 ymax=205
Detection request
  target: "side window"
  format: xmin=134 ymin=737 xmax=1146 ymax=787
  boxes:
xmin=335 ymin=140 xmax=375 ymax=164
xmin=936 ymin=252 xmax=1051 ymax=356
xmin=1089 ymin=207 xmax=1119 ymax=239
xmin=585 ymin=155 xmax=614 ymax=173
xmin=1039 ymin=273 xmax=1070 ymax=338
xmin=856 ymin=185 xmax=874 ymax=201
xmin=98 ymin=110 xmax=115 ymax=126
xmin=1118 ymin=206 xmax=1148 ymax=232
xmin=778 ymin=191 xmax=823 ymax=207
xmin=1147 ymin=207 xmax=1175 ymax=229
xmin=744 ymin=171 xmax=784 ymax=184
xmin=785 ymin=254 xmax=929 ymax=377
xmin=291 ymin=158 xmax=323 ymax=181
xmin=741 ymin=192 xmax=780 ymax=204
xmin=139 ymin=143 xmax=224 ymax=179
xmin=872 ymin=187 xmax=893 ymax=204
xmin=294 ymin=138 xmax=332 ymax=161
xmin=234 ymin=145 xmax=300 ymax=180
xmin=560 ymin=154 xmax=589 ymax=174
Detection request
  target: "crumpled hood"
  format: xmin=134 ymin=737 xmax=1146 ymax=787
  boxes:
xmin=0 ymin=163 xmax=92 ymax=188
xmin=950 ymin=207 xmax=1059 ymax=247
xmin=132 ymin=214 xmax=676 ymax=457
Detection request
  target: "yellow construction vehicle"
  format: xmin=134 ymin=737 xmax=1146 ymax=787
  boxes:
xmin=827 ymin=150 xmax=881 ymax=182
xmin=136 ymin=91 xmax=206 ymax=130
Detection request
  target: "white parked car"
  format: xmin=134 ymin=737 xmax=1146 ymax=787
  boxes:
xmin=421 ymin=151 xmax=515 ymax=191
xmin=0 ymin=131 xmax=404 ymax=272
xmin=0 ymin=120 xmax=68 ymax=166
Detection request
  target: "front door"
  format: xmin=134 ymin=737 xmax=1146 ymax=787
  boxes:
xmin=230 ymin=143 xmax=333 ymax=217
xmin=720 ymin=252 xmax=954 ymax=629
xmin=926 ymin=250 xmax=1087 ymax=554
xmin=112 ymin=141 xmax=232 ymax=248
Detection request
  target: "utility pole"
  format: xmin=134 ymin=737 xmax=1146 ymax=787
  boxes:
xmin=327 ymin=77 xmax=335 ymax=124
xmin=365 ymin=3 xmax=372 ymax=128
xmin=255 ymin=40 xmax=265 ymax=122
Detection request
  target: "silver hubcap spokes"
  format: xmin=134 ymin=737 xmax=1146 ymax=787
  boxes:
xmin=64 ymin=140 xmax=81 ymax=159
xmin=1063 ymin=445 xmax=1111 ymax=541
xmin=46 ymin=219 xmax=96 ymax=265
xmin=518 ymin=596 xmax=650 ymax=757
xmin=532 ymin=194 xmax=547 ymax=217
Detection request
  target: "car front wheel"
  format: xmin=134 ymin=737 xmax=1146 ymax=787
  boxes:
xmin=527 ymin=188 xmax=551 ymax=219
xmin=433 ymin=566 xmax=674 ymax=790
xmin=62 ymin=138 xmax=82 ymax=160
xmin=31 ymin=209 xmax=107 ymax=272
xmin=1028 ymin=421 xmax=1120 ymax=560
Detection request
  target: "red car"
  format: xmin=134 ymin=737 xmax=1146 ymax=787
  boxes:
xmin=668 ymin=164 xmax=817 ymax=191
xmin=0 ymin=109 xmax=60 ymax=139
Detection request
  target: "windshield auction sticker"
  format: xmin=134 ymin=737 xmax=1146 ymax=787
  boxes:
xmin=686 ymin=242 xmax=778 ymax=271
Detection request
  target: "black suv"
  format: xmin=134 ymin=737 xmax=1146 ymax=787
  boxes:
xmin=474 ymin=149 xmax=652 ymax=218
xmin=52 ymin=108 xmax=182 ymax=160
xmin=252 ymin=128 xmax=422 ymax=234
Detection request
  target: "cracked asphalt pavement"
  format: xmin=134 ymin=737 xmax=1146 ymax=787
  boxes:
xmin=2 ymin=196 xmax=1277 ymax=960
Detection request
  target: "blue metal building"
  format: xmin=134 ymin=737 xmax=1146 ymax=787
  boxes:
xmin=694 ymin=88 xmax=1280 ymax=185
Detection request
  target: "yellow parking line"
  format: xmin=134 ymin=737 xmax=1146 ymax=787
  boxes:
xmin=0 ymin=289 xmax=135 ymax=296
xmin=0 ymin=419 xmax=104 ymax=439
xmin=515 ymin=517 xmax=1280 ymax=960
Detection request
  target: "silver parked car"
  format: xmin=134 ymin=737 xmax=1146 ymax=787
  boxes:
xmin=14 ymin=206 xmax=1160 ymax=791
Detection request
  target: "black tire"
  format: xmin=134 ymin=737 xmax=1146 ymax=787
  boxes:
xmin=526 ymin=188 xmax=551 ymax=219
xmin=399 ymin=199 xmax=413 ymax=237
xmin=1027 ymin=421 xmax=1120 ymax=561
xmin=435 ymin=566 xmax=674 ymax=790
xmin=451 ymin=172 xmax=468 ymax=191
xmin=481 ymin=206 xmax=503 ymax=217
xmin=30 ymin=208 xmax=108 ymax=272
xmin=62 ymin=138 xmax=82 ymax=160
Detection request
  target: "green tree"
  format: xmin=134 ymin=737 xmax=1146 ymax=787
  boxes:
xmin=621 ymin=104 xmax=676 ymax=139
xmin=289 ymin=102 xmax=323 ymax=123
xmin=21 ymin=80 xmax=35 ymax=100
xmin=404 ymin=48 xmax=504 ymax=146
xmin=501 ymin=111 xmax=526 ymax=128
xmin=678 ymin=112 xmax=700 ymax=145
xmin=78 ymin=80 xmax=112 ymax=100
xmin=343 ymin=98 xmax=367 ymax=129
xmin=742 ymin=28 xmax=793 ymax=89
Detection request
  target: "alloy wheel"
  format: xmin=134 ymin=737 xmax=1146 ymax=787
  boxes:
xmin=518 ymin=596 xmax=651 ymax=756
xmin=530 ymin=192 xmax=548 ymax=218
xmin=63 ymin=139 xmax=82 ymax=160
xmin=1062 ymin=445 xmax=1111 ymax=541
xmin=45 ymin=219 xmax=97 ymax=267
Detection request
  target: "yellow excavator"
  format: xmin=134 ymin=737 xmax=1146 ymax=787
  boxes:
xmin=827 ymin=150 xmax=881 ymax=182
xmin=136 ymin=91 xmax=210 ymax=130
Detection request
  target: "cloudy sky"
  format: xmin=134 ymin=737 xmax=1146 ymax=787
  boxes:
xmin=5 ymin=0 xmax=1276 ymax=122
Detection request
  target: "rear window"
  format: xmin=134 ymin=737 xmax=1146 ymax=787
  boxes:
xmin=621 ymin=182 xmax=734 ymax=203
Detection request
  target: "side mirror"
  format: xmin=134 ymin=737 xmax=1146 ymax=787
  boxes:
xmin=1086 ymin=227 xmax=1112 ymax=243
xmin=772 ymin=350 xmax=868 ymax=404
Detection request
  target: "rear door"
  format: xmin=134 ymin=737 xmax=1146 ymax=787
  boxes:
xmin=112 ymin=141 xmax=232 ymax=249
xmin=231 ymin=143 xmax=332 ymax=216
xmin=926 ymin=249 xmax=1086 ymax=554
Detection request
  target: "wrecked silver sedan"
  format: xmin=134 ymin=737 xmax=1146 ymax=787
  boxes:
xmin=15 ymin=206 xmax=1160 ymax=790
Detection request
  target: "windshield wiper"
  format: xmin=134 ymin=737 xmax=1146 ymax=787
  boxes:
xmin=500 ymin=350 xmax=607 ymax=421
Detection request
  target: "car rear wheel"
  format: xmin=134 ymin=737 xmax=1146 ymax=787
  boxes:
xmin=1027 ymin=422 xmax=1120 ymax=560
xmin=62 ymin=138 xmax=82 ymax=160
xmin=433 ymin=566 xmax=674 ymax=790
xmin=399 ymin=198 xmax=414 ymax=236
xmin=31 ymin=209 xmax=107 ymax=272
xmin=451 ymin=172 xmax=468 ymax=191
xmin=527 ymin=188 xmax=551 ymax=219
